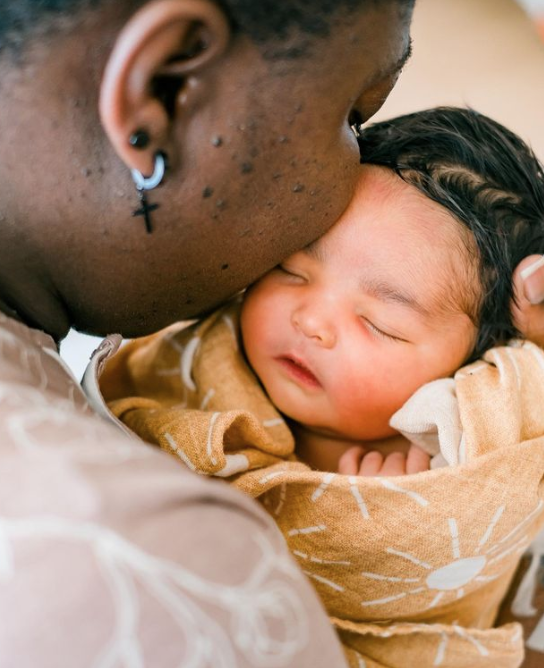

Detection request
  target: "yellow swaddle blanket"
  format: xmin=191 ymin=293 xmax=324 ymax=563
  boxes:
xmin=101 ymin=302 xmax=544 ymax=668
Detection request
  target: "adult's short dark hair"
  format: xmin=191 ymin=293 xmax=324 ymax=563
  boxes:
xmin=358 ymin=106 xmax=544 ymax=360
xmin=215 ymin=0 xmax=414 ymax=46
xmin=0 ymin=0 xmax=413 ymax=55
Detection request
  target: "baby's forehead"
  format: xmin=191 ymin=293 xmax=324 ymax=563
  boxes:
xmin=313 ymin=166 xmax=481 ymax=320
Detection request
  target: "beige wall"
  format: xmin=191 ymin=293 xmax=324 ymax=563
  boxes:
xmin=375 ymin=0 xmax=544 ymax=159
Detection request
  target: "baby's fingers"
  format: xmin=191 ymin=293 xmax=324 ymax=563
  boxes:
xmin=358 ymin=451 xmax=384 ymax=476
xmin=406 ymin=444 xmax=431 ymax=474
xmin=377 ymin=451 xmax=407 ymax=477
xmin=338 ymin=446 xmax=366 ymax=475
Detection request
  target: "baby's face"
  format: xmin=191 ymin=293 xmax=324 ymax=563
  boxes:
xmin=240 ymin=166 xmax=479 ymax=441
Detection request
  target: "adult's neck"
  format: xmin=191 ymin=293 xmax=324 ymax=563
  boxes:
xmin=0 ymin=286 xmax=70 ymax=343
xmin=0 ymin=60 xmax=78 ymax=343
xmin=0 ymin=146 xmax=71 ymax=343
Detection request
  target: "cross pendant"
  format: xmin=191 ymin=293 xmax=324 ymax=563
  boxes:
xmin=132 ymin=190 xmax=159 ymax=234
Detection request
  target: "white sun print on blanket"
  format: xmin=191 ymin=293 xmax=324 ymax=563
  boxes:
xmin=351 ymin=623 xmax=523 ymax=667
xmin=356 ymin=501 xmax=543 ymax=663
xmin=362 ymin=501 xmax=543 ymax=610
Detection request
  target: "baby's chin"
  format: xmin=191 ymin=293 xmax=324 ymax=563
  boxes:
xmin=288 ymin=417 xmax=398 ymax=443
xmin=269 ymin=391 xmax=398 ymax=441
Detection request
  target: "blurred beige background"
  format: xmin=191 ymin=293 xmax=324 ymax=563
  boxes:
xmin=375 ymin=0 xmax=544 ymax=159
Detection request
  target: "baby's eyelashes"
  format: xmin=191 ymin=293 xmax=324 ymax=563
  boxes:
xmin=360 ymin=316 xmax=404 ymax=343
xmin=277 ymin=263 xmax=307 ymax=283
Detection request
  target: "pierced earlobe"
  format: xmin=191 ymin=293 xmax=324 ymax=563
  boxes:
xmin=129 ymin=129 xmax=151 ymax=150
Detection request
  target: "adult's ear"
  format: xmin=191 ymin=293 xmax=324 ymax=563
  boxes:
xmin=99 ymin=0 xmax=230 ymax=177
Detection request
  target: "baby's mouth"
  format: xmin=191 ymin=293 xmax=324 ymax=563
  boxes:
xmin=276 ymin=355 xmax=321 ymax=388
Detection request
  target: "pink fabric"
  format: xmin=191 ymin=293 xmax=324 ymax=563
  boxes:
xmin=0 ymin=312 xmax=347 ymax=668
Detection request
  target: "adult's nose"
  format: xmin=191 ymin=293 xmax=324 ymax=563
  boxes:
xmin=291 ymin=302 xmax=337 ymax=348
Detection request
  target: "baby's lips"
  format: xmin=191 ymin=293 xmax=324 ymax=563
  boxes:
xmin=278 ymin=353 xmax=321 ymax=387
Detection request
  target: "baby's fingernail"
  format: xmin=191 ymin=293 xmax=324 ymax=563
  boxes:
xmin=521 ymin=256 xmax=544 ymax=304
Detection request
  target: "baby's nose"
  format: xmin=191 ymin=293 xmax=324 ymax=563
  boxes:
xmin=292 ymin=305 xmax=336 ymax=348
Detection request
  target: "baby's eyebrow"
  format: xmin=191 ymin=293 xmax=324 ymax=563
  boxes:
xmin=302 ymin=242 xmax=431 ymax=316
xmin=358 ymin=277 xmax=431 ymax=318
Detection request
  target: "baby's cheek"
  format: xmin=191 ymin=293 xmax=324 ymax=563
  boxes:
xmin=328 ymin=377 xmax=373 ymax=424
xmin=329 ymin=376 xmax=400 ymax=437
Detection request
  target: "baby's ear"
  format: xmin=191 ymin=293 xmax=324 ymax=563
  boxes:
xmin=512 ymin=255 xmax=544 ymax=346
xmin=99 ymin=0 xmax=230 ymax=177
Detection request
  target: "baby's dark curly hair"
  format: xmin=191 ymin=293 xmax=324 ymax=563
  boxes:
xmin=358 ymin=107 xmax=544 ymax=360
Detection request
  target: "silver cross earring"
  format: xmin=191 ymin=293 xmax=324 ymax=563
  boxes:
xmin=128 ymin=129 xmax=166 ymax=234
xmin=130 ymin=150 xmax=166 ymax=234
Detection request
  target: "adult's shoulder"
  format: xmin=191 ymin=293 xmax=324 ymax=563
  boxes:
xmin=0 ymin=314 xmax=347 ymax=667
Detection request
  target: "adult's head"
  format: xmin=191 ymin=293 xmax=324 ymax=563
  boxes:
xmin=359 ymin=106 xmax=544 ymax=359
xmin=0 ymin=0 xmax=414 ymax=340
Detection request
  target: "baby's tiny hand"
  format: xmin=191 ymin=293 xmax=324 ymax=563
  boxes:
xmin=338 ymin=444 xmax=430 ymax=477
